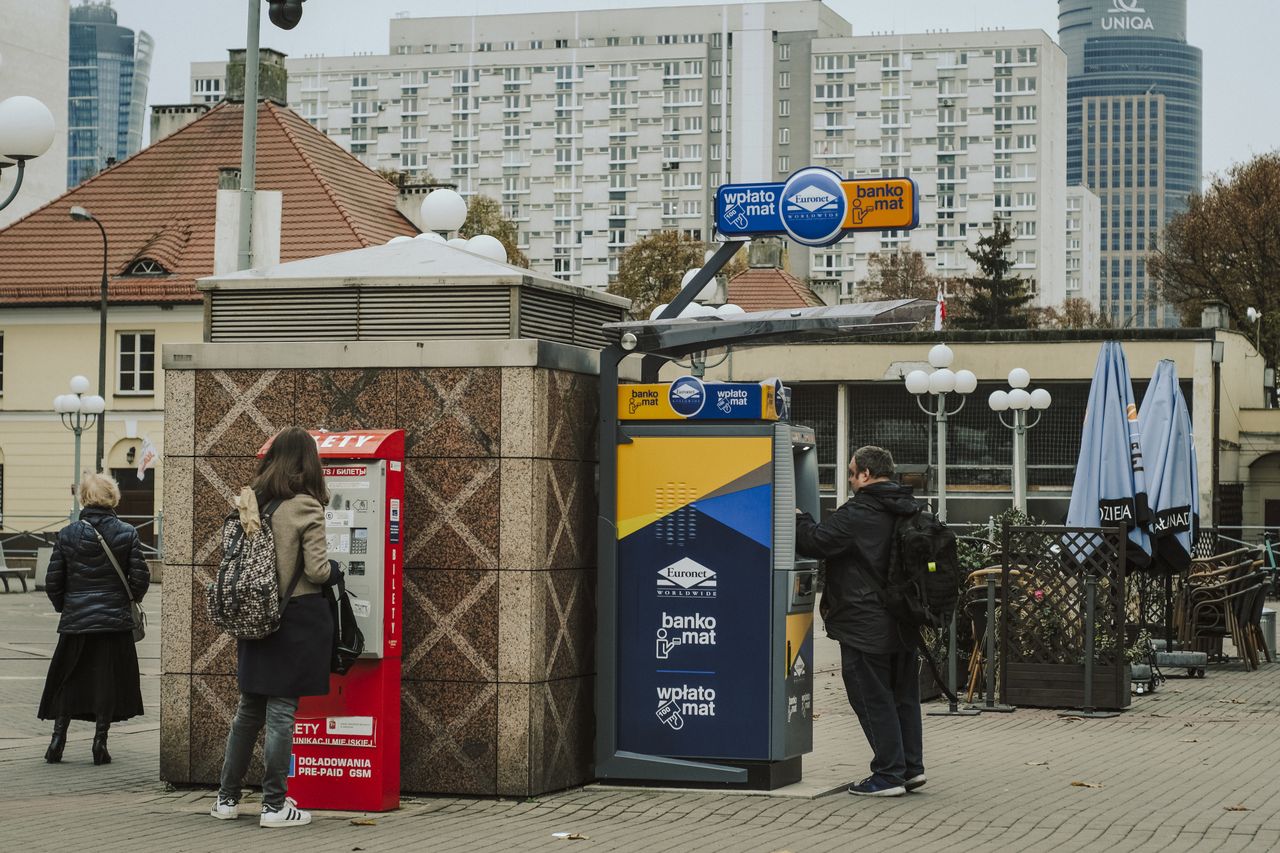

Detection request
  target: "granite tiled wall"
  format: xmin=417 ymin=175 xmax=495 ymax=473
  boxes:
xmin=161 ymin=364 xmax=597 ymax=797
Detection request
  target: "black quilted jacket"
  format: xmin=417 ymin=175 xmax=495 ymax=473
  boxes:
xmin=46 ymin=507 xmax=150 ymax=634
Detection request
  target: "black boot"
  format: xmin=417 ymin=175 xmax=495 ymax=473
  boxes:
xmin=44 ymin=717 xmax=70 ymax=764
xmin=91 ymin=720 xmax=111 ymax=765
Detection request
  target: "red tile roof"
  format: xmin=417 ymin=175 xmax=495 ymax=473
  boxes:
xmin=0 ymin=101 xmax=417 ymax=306
xmin=727 ymin=266 xmax=826 ymax=313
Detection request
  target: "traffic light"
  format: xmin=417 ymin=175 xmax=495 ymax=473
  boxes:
xmin=267 ymin=0 xmax=305 ymax=30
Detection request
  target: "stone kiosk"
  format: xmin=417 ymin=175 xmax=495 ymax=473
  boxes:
xmin=159 ymin=239 xmax=626 ymax=797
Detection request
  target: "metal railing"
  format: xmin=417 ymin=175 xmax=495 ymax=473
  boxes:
xmin=0 ymin=512 xmax=164 ymax=561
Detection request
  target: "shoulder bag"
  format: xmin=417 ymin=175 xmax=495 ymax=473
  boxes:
xmin=87 ymin=523 xmax=147 ymax=643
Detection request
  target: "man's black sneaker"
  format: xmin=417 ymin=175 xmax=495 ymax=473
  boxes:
xmin=905 ymin=774 xmax=927 ymax=791
xmin=847 ymin=776 xmax=906 ymax=797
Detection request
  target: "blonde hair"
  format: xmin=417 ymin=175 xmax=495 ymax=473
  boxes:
xmin=79 ymin=472 xmax=121 ymax=509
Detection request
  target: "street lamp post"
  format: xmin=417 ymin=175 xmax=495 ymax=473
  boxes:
xmin=903 ymin=343 xmax=977 ymax=523
xmin=69 ymin=206 xmax=109 ymax=472
xmin=988 ymin=368 xmax=1053 ymax=514
xmin=53 ymin=376 xmax=106 ymax=521
xmin=0 ymin=95 xmax=57 ymax=212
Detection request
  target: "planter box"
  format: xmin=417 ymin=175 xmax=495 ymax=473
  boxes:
xmin=1003 ymin=662 xmax=1131 ymax=710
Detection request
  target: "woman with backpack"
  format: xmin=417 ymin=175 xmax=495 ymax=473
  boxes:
xmin=40 ymin=472 xmax=150 ymax=765
xmin=210 ymin=426 xmax=338 ymax=829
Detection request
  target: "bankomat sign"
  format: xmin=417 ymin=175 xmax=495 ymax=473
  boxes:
xmin=716 ymin=166 xmax=918 ymax=246
xmin=620 ymin=378 xmax=786 ymax=422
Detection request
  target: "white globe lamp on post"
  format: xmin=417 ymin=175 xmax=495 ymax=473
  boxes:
xmin=989 ymin=367 xmax=1053 ymax=513
xmin=53 ymin=375 xmax=105 ymax=521
xmin=419 ymin=188 xmax=468 ymax=236
xmin=0 ymin=95 xmax=57 ymax=212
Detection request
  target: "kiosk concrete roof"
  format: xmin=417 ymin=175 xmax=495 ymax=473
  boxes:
xmin=197 ymin=236 xmax=629 ymax=309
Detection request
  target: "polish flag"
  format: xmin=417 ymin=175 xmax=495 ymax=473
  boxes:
xmin=934 ymin=288 xmax=946 ymax=331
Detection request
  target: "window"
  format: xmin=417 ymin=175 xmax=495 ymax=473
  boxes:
xmin=124 ymin=258 xmax=166 ymax=275
xmin=778 ymin=71 xmax=790 ymax=89
xmin=778 ymin=99 xmax=790 ymax=117
xmin=117 ymin=332 xmax=155 ymax=394
xmin=778 ymin=127 xmax=790 ymax=144
xmin=778 ymin=155 xmax=790 ymax=172
xmin=778 ymin=43 xmax=790 ymax=61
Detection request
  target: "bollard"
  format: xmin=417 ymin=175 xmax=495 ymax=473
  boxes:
xmin=968 ymin=574 xmax=1015 ymax=713
xmin=928 ymin=609 xmax=980 ymax=717
xmin=1060 ymin=573 xmax=1119 ymax=719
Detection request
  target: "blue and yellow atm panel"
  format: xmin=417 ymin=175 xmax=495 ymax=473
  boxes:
xmin=615 ymin=378 xmax=818 ymax=773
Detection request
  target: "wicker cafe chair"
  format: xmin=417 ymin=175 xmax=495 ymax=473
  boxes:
xmin=963 ymin=566 xmax=1024 ymax=703
xmin=1176 ymin=557 xmax=1259 ymax=645
xmin=1182 ymin=570 xmax=1267 ymax=670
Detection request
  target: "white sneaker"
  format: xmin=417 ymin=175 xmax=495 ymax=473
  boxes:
xmin=260 ymin=796 xmax=312 ymax=828
xmin=210 ymin=795 xmax=240 ymax=820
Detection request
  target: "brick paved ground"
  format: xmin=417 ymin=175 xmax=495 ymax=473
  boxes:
xmin=2 ymin=588 xmax=1278 ymax=852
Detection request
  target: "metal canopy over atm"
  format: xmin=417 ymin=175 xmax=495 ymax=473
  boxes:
xmin=596 ymin=297 xmax=935 ymax=787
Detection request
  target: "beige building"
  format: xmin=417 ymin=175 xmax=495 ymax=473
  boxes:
xmin=0 ymin=87 xmax=418 ymax=551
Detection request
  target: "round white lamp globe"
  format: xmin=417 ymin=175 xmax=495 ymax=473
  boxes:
xmin=927 ymin=343 xmax=955 ymax=369
xmin=1029 ymin=388 xmax=1053 ymax=410
xmin=466 ymin=234 xmax=508 ymax=263
xmin=82 ymin=395 xmax=106 ymax=414
xmin=1008 ymin=388 xmax=1032 ymax=410
xmin=414 ymin=231 xmax=446 ymax=242
xmin=715 ymin=303 xmax=746 ymax=317
xmin=988 ymin=390 xmax=1010 ymax=412
xmin=954 ymin=369 xmax=978 ymax=395
xmin=904 ymin=369 xmax=931 ymax=395
xmin=386 ymin=235 xmax=412 ymax=244
xmin=681 ymin=269 xmax=700 ymax=288
xmin=928 ymin=368 xmax=957 ymax=395
xmin=446 ymin=237 xmax=469 ymax=250
xmin=0 ymin=96 xmax=56 ymax=160
xmin=649 ymin=303 xmax=669 ymax=321
xmin=52 ymin=395 xmax=70 ymax=413
xmin=1008 ymin=367 xmax=1031 ymax=389
xmin=418 ymin=188 xmax=467 ymax=232
xmin=69 ymin=375 xmax=91 ymax=394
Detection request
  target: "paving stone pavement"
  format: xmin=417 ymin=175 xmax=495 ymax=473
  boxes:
xmin=2 ymin=587 xmax=1279 ymax=852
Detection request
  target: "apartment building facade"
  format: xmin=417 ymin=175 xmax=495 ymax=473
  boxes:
xmin=188 ymin=5 xmax=1092 ymax=312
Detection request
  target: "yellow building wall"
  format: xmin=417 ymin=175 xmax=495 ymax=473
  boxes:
xmin=0 ymin=305 xmax=202 ymax=532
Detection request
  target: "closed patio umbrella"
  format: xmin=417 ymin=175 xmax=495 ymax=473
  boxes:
xmin=1066 ymin=340 xmax=1151 ymax=566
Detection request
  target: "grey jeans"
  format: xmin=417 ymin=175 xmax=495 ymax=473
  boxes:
xmin=218 ymin=693 xmax=299 ymax=809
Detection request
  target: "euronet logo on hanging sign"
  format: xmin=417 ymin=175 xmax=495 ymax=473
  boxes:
xmin=715 ymin=167 xmax=918 ymax=246
xmin=1102 ymin=0 xmax=1153 ymax=30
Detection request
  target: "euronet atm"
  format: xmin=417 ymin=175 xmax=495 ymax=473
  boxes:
xmin=265 ymin=429 xmax=405 ymax=812
xmin=611 ymin=378 xmax=819 ymax=788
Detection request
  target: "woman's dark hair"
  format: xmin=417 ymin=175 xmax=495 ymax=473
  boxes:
xmin=252 ymin=426 xmax=330 ymax=505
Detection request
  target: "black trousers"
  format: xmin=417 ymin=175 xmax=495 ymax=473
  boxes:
xmin=839 ymin=643 xmax=924 ymax=786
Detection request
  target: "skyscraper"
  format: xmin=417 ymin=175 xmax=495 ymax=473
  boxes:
xmin=1059 ymin=0 xmax=1202 ymax=327
xmin=67 ymin=1 xmax=153 ymax=187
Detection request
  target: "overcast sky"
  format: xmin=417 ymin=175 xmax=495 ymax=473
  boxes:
xmin=106 ymin=0 xmax=1276 ymax=181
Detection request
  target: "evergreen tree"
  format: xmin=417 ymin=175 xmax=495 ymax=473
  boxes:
xmin=957 ymin=221 xmax=1033 ymax=329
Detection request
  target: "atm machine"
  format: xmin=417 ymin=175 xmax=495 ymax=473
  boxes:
xmin=609 ymin=378 xmax=819 ymax=788
xmin=272 ymin=429 xmax=405 ymax=812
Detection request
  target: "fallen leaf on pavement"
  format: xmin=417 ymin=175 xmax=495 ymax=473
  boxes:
xmin=1220 ymin=698 xmax=1245 ymax=704
xmin=812 ymin=713 xmax=822 ymax=720
xmin=1026 ymin=761 xmax=1049 ymax=766
xmin=552 ymin=832 xmax=590 ymax=841
xmin=1178 ymin=738 xmax=1198 ymax=743
xmin=1070 ymin=781 xmax=1104 ymax=789
xmin=1224 ymin=805 xmax=1250 ymax=812
xmin=350 ymin=818 xmax=377 ymax=826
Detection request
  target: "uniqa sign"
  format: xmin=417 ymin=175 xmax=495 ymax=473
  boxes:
xmin=1101 ymin=0 xmax=1154 ymax=30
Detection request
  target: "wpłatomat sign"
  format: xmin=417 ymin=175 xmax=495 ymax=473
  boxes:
xmin=715 ymin=166 xmax=919 ymax=247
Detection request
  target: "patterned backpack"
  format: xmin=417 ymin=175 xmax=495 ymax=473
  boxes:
xmin=205 ymin=499 xmax=301 ymax=640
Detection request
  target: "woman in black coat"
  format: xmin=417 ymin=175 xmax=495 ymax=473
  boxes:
xmin=40 ymin=472 xmax=150 ymax=765
xmin=211 ymin=426 xmax=337 ymax=829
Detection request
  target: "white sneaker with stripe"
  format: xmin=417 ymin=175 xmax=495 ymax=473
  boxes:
xmin=259 ymin=796 xmax=312 ymax=828
xmin=210 ymin=795 xmax=239 ymax=820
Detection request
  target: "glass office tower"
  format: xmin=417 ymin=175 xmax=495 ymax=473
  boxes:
xmin=67 ymin=1 xmax=152 ymax=187
xmin=1059 ymin=0 xmax=1202 ymax=327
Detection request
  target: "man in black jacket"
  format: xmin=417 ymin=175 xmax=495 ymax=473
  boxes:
xmin=796 ymin=445 xmax=924 ymax=797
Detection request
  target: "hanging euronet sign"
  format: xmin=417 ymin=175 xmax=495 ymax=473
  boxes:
xmin=715 ymin=166 xmax=918 ymax=247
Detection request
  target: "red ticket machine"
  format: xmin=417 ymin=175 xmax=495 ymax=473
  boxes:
xmin=264 ymin=429 xmax=405 ymax=812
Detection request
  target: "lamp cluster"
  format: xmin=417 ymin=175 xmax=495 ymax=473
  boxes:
xmin=987 ymin=368 xmax=1052 ymax=413
xmin=386 ymin=188 xmax=510 ymax=264
xmin=904 ymin=344 xmax=978 ymax=397
xmin=53 ymin=375 xmax=105 ymax=418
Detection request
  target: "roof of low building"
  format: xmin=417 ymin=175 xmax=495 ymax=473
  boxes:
xmin=726 ymin=266 xmax=826 ymax=313
xmin=0 ymin=100 xmax=417 ymax=307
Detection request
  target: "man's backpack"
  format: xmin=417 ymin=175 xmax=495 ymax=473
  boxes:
xmin=883 ymin=508 xmax=961 ymax=630
xmin=205 ymin=500 xmax=303 ymax=640
xmin=860 ymin=506 xmax=963 ymax=703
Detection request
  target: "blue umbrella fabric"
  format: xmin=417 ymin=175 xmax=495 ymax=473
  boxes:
xmin=1066 ymin=340 xmax=1151 ymax=565
xmin=1138 ymin=359 xmax=1199 ymax=570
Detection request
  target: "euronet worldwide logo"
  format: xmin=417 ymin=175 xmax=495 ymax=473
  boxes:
xmin=657 ymin=557 xmax=717 ymax=598
xmin=779 ymin=167 xmax=847 ymax=247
